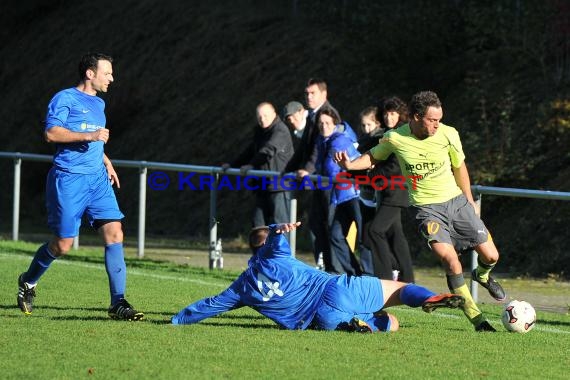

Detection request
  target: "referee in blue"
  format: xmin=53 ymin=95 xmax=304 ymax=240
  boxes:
xmin=17 ymin=53 xmax=143 ymax=321
xmin=172 ymin=222 xmax=464 ymax=332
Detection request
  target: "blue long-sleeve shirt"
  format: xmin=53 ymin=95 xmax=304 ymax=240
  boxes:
xmin=172 ymin=226 xmax=334 ymax=330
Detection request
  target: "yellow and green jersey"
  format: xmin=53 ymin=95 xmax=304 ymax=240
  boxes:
xmin=369 ymin=123 xmax=464 ymax=205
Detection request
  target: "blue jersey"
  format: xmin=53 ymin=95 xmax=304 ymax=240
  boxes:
xmin=172 ymin=227 xmax=335 ymax=330
xmin=45 ymin=87 xmax=106 ymax=174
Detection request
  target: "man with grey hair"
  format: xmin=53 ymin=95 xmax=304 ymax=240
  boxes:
xmin=223 ymin=102 xmax=294 ymax=226
xmin=283 ymin=101 xmax=308 ymax=141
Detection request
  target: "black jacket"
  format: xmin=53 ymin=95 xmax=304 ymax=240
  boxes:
xmin=231 ymin=117 xmax=294 ymax=191
xmin=357 ymin=128 xmax=408 ymax=208
xmin=285 ymin=100 xmax=338 ymax=173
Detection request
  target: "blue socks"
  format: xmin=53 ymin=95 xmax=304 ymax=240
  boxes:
xmin=23 ymin=242 xmax=127 ymax=306
xmin=399 ymin=284 xmax=436 ymax=307
xmin=105 ymin=243 xmax=127 ymax=305
xmin=24 ymin=243 xmax=57 ymax=284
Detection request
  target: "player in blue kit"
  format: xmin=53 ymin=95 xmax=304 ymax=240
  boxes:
xmin=17 ymin=53 xmax=143 ymax=321
xmin=172 ymin=222 xmax=464 ymax=332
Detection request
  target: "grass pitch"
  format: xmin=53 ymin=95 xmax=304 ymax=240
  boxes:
xmin=1 ymin=240 xmax=569 ymax=379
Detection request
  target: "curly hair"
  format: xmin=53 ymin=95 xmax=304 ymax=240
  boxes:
xmin=408 ymin=91 xmax=441 ymax=119
xmin=379 ymin=96 xmax=409 ymax=123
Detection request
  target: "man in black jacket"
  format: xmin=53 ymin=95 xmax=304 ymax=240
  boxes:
xmin=225 ymin=102 xmax=294 ymax=226
xmin=286 ymin=78 xmax=339 ymax=176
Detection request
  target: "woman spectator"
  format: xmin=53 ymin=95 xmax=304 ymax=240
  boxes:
xmin=364 ymin=96 xmax=415 ymax=282
xmin=310 ymin=107 xmax=364 ymax=275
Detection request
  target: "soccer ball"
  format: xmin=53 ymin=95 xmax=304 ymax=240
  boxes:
xmin=501 ymin=300 xmax=536 ymax=333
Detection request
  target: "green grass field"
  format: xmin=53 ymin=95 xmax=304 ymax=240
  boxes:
xmin=1 ymin=240 xmax=569 ymax=379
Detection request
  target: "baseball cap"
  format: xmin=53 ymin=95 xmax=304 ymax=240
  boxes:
xmin=282 ymin=101 xmax=304 ymax=118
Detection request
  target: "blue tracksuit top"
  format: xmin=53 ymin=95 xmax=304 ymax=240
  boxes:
xmin=172 ymin=226 xmax=335 ymax=330
xmin=45 ymin=87 xmax=107 ymax=174
xmin=315 ymin=125 xmax=361 ymax=205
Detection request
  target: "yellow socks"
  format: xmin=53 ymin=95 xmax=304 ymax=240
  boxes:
xmin=447 ymin=273 xmax=484 ymax=326
xmin=475 ymin=257 xmax=496 ymax=283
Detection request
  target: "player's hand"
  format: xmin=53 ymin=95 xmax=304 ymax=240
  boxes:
xmin=91 ymin=128 xmax=110 ymax=144
xmin=275 ymin=222 xmax=301 ymax=234
xmin=240 ymin=164 xmax=253 ymax=174
xmin=295 ymin=169 xmax=309 ymax=179
xmin=334 ymin=150 xmax=350 ymax=169
xmin=470 ymin=200 xmax=481 ymax=216
xmin=105 ymin=162 xmax=120 ymax=188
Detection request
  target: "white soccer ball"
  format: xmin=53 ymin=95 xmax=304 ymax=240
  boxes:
xmin=501 ymin=300 xmax=536 ymax=333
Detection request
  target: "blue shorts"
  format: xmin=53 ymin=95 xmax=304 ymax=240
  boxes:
xmin=46 ymin=167 xmax=124 ymax=238
xmin=313 ymin=275 xmax=391 ymax=332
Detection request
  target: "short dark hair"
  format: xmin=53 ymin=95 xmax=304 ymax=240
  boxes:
xmin=307 ymin=78 xmax=327 ymax=92
xmin=249 ymin=226 xmax=269 ymax=253
xmin=78 ymin=52 xmax=113 ymax=81
xmin=379 ymin=96 xmax=410 ymax=123
xmin=319 ymin=106 xmax=341 ymax=125
xmin=409 ymin=91 xmax=441 ymax=119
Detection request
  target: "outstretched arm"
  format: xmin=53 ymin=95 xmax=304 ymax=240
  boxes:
xmin=256 ymin=222 xmax=302 ymax=259
xmin=274 ymin=222 xmax=301 ymax=234
xmin=334 ymin=151 xmax=376 ymax=171
xmin=171 ymin=285 xmax=243 ymax=325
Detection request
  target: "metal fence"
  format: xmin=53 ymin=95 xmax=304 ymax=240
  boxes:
xmin=2 ymin=151 xmax=570 ymax=300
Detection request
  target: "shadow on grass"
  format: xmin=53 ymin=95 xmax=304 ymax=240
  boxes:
xmin=199 ymin=321 xmax=281 ymax=330
xmin=0 ymin=304 xmax=194 ymax=325
xmin=215 ymin=314 xmax=266 ymax=321
xmin=51 ymin=315 xmax=111 ymax=321
xmin=152 ymin=312 xmax=273 ymax=328
xmin=1 ymin=247 xmax=36 ymax=256
xmin=538 ymin=319 xmax=570 ymax=328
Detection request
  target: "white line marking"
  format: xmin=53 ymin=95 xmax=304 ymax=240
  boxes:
xmin=2 ymin=252 xmax=569 ymax=334
xmin=0 ymin=252 xmax=229 ymax=288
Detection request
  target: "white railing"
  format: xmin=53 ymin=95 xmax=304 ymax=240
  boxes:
xmin=2 ymin=151 xmax=569 ymax=301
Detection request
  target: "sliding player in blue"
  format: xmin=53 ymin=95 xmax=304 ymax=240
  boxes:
xmin=17 ymin=53 xmax=143 ymax=321
xmin=172 ymin=222 xmax=464 ymax=332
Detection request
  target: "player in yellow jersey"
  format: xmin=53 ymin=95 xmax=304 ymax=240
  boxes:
xmin=335 ymin=91 xmax=505 ymax=332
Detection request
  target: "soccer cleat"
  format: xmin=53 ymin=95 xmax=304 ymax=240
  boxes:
xmin=475 ymin=320 xmax=497 ymax=332
xmin=421 ymin=293 xmax=465 ymax=313
xmin=108 ymin=298 xmax=144 ymax=321
xmin=17 ymin=273 xmax=36 ymax=315
xmin=471 ymin=269 xmax=506 ymax=301
xmin=349 ymin=317 xmax=373 ymax=333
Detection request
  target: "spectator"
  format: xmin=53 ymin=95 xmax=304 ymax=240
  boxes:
xmin=285 ymin=79 xmax=340 ymax=268
xmin=282 ymin=101 xmax=307 ymax=145
xmin=286 ymin=78 xmax=339 ymax=176
xmin=355 ymin=106 xmax=394 ymax=277
xmin=224 ymin=102 xmax=294 ymax=226
xmin=362 ymin=97 xmax=414 ymax=283
xmin=311 ymin=107 xmax=365 ymax=275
